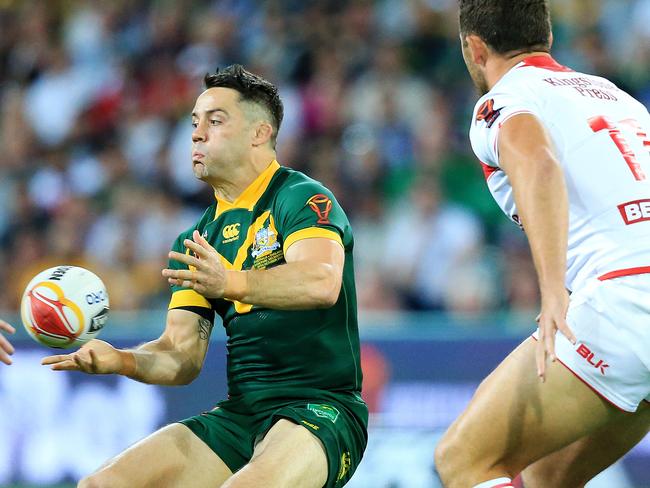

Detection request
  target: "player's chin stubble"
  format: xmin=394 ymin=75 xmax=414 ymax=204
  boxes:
xmin=192 ymin=161 xmax=208 ymax=180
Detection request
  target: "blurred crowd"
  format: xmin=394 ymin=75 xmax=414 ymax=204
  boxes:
xmin=0 ymin=0 xmax=649 ymax=316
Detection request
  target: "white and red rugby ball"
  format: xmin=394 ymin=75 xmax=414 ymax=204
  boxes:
xmin=21 ymin=266 xmax=109 ymax=348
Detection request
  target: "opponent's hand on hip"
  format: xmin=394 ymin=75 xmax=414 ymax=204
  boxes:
xmin=163 ymin=230 xmax=227 ymax=299
xmin=536 ymin=289 xmax=576 ymax=382
xmin=0 ymin=319 xmax=16 ymax=365
xmin=41 ymin=339 xmax=126 ymax=375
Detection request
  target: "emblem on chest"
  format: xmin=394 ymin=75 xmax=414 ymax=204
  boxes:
xmin=251 ymin=225 xmax=280 ymax=258
xmin=251 ymin=222 xmax=283 ymax=269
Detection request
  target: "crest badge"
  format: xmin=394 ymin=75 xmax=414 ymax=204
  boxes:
xmin=251 ymin=225 xmax=281 ymax=258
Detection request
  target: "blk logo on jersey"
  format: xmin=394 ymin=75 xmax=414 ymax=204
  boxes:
xmin=476 ymin=98 xmax=502 ymax=128
xmin=307 ymin=194 xmax=332 ymax=224
xmin=618 ymin=199 xmax=650 ymax=225
xmin=576 ymin=344 xmax=609 ymax=375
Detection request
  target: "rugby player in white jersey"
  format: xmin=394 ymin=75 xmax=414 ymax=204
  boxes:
xmin=435 ymin=1 xmax=650 ymax=487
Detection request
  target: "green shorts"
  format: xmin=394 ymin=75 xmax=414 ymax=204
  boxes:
xmin=179 ymin=392 xmax=368 ymax=488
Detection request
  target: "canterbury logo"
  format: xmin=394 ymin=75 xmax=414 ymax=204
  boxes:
xmin=222 ymin=223 xmax=241 ymax=240
xmin=307 ymin=194 xmax=333 ymax=224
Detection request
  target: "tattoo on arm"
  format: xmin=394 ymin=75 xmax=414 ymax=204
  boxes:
xmin=197 ymin=317 xmax=213 ymax=341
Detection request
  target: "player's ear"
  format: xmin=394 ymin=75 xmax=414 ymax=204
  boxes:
xmin=548 ymin=30 xmax=554 ymax=50
xmin=466 ymin=34 xmax=489 ymax=67
xmin=252 ymin=121 xmax=273 ymax=147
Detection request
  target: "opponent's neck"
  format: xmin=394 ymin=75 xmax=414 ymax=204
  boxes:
xmin=486 ymin=51 xmax=552 ymax=91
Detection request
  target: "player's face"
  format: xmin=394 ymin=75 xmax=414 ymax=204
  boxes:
xmin=190 ymin=87 xmax=253 ymax=181
xmin=461 ymin=35 xmax=489 ymax=96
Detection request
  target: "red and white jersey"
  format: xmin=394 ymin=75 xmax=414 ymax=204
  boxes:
xmin=470 ymin=55 xmax=650 ymax=292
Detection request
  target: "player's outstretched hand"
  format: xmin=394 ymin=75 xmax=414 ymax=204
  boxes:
xmin=0 ymin=319 xmax=16 ymax=365
xmin=163 ymin=230 xmax=227 ymax=299
xmin=536 ymin=289 xmax=576 ymax=382
xmin=41 ymin=339 xmax=127 ymax=375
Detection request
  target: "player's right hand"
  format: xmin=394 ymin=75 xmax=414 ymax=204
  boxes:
xmin=41 ymin=339 xmax=132 ymax=375
xmin=0 ymin=319 xmax=16 ymax=365
xmin=536 ymin=289 xmax=576 ymax=382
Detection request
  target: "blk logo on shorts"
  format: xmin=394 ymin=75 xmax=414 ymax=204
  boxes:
xmin=576 ymin=344 xmax=609 ymax=375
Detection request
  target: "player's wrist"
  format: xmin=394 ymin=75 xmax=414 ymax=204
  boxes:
xmin=118 ymin=350 xmax=137 ymax=377
xmin=223 ymin=270 xmax=248 ymax=301
xmin=539 ymin=280 xmax=567 ymax=297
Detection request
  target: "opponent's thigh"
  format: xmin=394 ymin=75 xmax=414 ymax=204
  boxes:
xmin=435 ymin=338 xmax=629 ymax=487
xmin=522 ymin=401 xmax=650 ymax=487
xmin=78 ymin=423 xmax=233 ymax=488
xmin=222 ymin=419 xmax=328 ymax=488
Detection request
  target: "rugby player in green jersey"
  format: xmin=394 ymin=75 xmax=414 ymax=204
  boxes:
xmin=42 ymin=65 xmax=368 ymax=488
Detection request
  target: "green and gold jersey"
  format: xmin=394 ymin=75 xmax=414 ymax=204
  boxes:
xmin=168 ymin=161 xmax=362 ymax=405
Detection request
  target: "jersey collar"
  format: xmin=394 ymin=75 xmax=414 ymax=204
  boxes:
xmin=214 ymin=160 xmax=281 ymax=218
xmin=517 ymin=55 xmax=573 ymax=72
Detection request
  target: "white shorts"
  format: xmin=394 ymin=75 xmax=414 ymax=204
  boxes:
xmin=534 ymin=274 xmax=650 ymax=412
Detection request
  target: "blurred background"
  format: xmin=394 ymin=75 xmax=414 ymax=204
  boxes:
xmin=0 ymin=0 xmax=649 ymax=486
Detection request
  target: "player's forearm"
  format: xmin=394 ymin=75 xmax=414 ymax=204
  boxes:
xmin=224 ymin=262 xmax=341 ymax=309
xmin=119 ymin=338 xmax=200 ymax=386
xmin=514 ymin=157 xmax=569 ymax=293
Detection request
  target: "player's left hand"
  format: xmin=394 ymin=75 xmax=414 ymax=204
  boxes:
xmin=536 ymin=288 xmax=576 ymax=382
xmin=163 ymin=230 xmax=227 ymax=298
xmin=41 ymin=339 xmax=128 ymax=375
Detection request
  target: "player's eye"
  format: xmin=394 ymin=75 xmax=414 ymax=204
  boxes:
xmin=210 ymin=119 xmax=221 ymax=126
xmin=191 ymin=121 xmax=198 ymax=128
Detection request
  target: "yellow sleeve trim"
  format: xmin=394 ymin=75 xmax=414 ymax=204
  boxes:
xmin=283 ymin=227 xmax=343 ymax=254
xmin=168 ymin=289 xmax=211 ymax=310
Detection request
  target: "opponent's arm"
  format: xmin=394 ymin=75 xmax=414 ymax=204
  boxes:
xmin=163 ymin=230 xmax=344 ymax=310
xmin=497 ymin=113 xmax=576 ymax=380
xmin=41 ymin=308 xmax=213 ymax=385
xmin=0 ymin=319 xmax=16 ymax=365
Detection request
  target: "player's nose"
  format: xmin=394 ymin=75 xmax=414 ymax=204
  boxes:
xmin=192 ymin=123 xmax=207 ymax=142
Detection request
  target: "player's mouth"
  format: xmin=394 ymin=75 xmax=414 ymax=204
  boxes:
xmin=192 ymin=152 xmax=205 ymax=161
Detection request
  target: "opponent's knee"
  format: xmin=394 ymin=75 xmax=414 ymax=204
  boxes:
xmin=435 ymin=428 xmax=514 ymax=488
xmin=434 ymin=430 xmax=460 ymax=483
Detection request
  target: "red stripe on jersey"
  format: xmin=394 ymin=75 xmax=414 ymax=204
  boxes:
xmin=598 ymin=266 xmax=650 ymax=281
xmin=491 ymin=484 xmax=515 ymax=488
xmin=519 ymin=55 xmax=573 ymax=72
xmin=480 ymin=160 xmax=499 ymax=180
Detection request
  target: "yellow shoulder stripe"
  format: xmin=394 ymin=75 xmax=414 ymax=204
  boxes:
xmin=168 ymin=289 xmax=211 ymax=310
xmin=283 ymin=227 xmax=343 ymax=254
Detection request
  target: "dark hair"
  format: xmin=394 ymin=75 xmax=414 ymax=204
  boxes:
xmin=204 ymin=64 xmax=284 ymax=148
xmin=459 ymin=0 xmax=551 ymax=55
